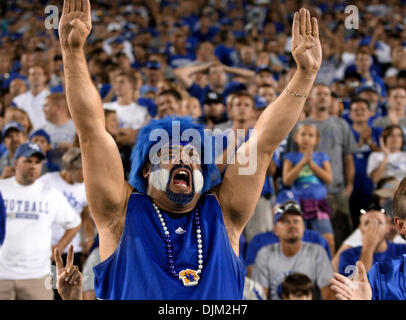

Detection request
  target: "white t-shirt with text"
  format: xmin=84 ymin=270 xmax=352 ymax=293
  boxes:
xmin=0 ymin=177 xmax=81 ymax=280
xmin=39 ymin=172 xmax=88 ymax=253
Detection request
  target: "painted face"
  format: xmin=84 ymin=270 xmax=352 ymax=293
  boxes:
xmin=148 ymin=143 xmax=204 ymax=205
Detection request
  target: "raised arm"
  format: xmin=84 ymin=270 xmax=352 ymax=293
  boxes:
xmin=214 ymin=8 xmax=322 ymax=253
xmin=173 ymin=62 xmax=216 ymax=88
xmin=59 ymin=1 xmax=132 ymax=239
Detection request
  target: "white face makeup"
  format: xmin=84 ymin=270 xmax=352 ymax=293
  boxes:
xmin=192 ymin=169 xmax=204 ymax=194
xmin=149 ymin=167 xmax=170 ymax=191
xmin=149 ymin=166 xmax=204 ymax=194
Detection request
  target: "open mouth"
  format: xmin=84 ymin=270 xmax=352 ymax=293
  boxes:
xmin=172 ymin=167 xmax=192 ymax=188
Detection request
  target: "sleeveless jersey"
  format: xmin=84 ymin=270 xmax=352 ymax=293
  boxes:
xmin=93 ymin=192 xmax=246 ymax=299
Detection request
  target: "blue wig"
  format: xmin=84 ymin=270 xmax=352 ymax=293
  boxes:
xmin=128 ymin=116 xmax=221 ymax=195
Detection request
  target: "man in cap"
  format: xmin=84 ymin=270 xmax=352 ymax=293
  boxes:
xmin=140 ymin=61 xmax=163 ymax=98
xmin=245 ymin=192 xmax=332 ymax=278
xmin=251 ymin=201 xmax=334 ymax=299
xmin=29 ymin=129 xmax=60 ymax=173
xmin=202 ymin=91 xmax=228 ymax=129
xmin=0 ymin=121 xmax=27 ymax=178
xmin=0 ymin=143 xmax=81 ymax=299
xmin=255 ymin=66 xmax=276 ymax=87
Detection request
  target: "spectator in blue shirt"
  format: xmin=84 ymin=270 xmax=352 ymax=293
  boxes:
xmin=139 ymin=61 xmax=163 ymax=98
xmin=348 ymin=98 xmax=382 ymax=228
xmin=338 ymin=203 xmax=406 ymax=276
xmin=214 ymin=30 xmax=239 ymax=67
xmin=344 ymin=47 xmax=387 ymax=98
xmin=166 ymin=29 xmax=196 ymax=69
xmin=282 ymin=123 xmax=335 ymax=254
xmin=173 ymin=61 xmax=254 ymax=107
xmin=0 ymin=191 xmax=5 ymax=246
xmin=331 ymin=179 xmax=406 ymax=299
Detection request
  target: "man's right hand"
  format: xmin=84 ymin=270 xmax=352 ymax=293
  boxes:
xmin=330 ymin=261 xmax=372 ymax=300
xmin=58 ymin=0 xmax=92 ymax=51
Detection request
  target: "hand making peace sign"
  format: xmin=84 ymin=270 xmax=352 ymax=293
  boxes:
xmin=54 ymin=245 xmax=83 ymax=300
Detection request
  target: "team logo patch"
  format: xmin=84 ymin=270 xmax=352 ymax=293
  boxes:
xmin=179 ymin=269 xmax=200 ymax=286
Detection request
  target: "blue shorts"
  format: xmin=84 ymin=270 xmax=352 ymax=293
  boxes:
xmin=305 ymin=217 xmax=334 ymax=235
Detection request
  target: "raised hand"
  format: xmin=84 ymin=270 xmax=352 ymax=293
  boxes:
xmin=291 ymin=8 xmax=322 ymax=76
xmin=330 ymin=261 xmax=372 ymax=300
xmin=379 ymin=136 xmax=390 ymax=156
xmin=54 ymin=245 xmax=83 ymax=300
xmin=58 ymin=0 xmax=92 ymax=50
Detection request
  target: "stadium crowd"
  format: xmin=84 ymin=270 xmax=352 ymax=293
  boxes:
xmin=1 ymin=0 xmax=406 ymax=300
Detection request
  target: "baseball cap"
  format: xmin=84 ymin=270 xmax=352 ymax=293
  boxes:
xmin=204 ymin=91 xmax=223 ymax=104
xmin=256 ymin=65 xmax=273 ymax=74
xmin=146 ymin=61 xmax=161 ymax=70
xmin=254 ymin=95 xmax=268 ymax=109
xmin=274 ymin=200 xmax=303 ymax=225
xmin=62 ymin=148 xmax=82 ymax=170
xmin=14 ymin=142 xmax=45 ymax=160
xmin=2 ymin=121 xmax=25 ymax=138
xmin=29 ymin=129 xmax=51 ymax=144
xmin=373 ymin=177 xmax=400 ymax=199
xmin=355 ymin=85 xmax=379 ymax=95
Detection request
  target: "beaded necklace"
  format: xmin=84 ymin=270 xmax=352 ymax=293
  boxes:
xmin=152 ymin=203 xmax=203 ymax=286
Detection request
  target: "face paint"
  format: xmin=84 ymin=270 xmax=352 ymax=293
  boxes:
xmin=149 ymin=164 xmax=170 ymax=191
xmin=193 ymin=169 xmax=204 ymax=194
xmin=148 ymin=160 xmax=205 ymax=206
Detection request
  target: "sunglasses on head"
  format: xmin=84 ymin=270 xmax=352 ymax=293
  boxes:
xmin=276 ymin=201 xmax=301 ymax=214
xmin=360 ymin=203 xmax=386 ymax=215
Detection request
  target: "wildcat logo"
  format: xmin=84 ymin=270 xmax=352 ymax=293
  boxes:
xmin=179 ymin=269 xmax=200 ymax=286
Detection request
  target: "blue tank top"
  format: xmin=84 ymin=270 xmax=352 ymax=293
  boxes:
xmin=93 ymin=192 xmax=246 ymax=300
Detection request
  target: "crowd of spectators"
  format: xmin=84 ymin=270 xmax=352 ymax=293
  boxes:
xmin=1 ymin=0 xmax=406 ymax=300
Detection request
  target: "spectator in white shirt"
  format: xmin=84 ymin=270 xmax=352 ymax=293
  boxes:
xmin=0 ymin=143 xmax=81 ymax=300
xmin=12 ymin=66 xmax=50 ymax=130
xmin=367 ymin=125 xmax=406 ymax=184
xmin=41 ymin=93 xmax=76 ymax=152
xmin=103 ymin=72 xmax=149 ymax=146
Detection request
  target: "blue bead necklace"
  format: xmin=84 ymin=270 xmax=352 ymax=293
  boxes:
xmin=152 ymin=203 xmax=203 ymax=286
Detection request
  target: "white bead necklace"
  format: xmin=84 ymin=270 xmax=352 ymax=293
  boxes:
xmin=152 ymin=202 xmax=203 ymax=286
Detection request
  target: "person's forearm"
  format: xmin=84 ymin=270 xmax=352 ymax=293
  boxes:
xmin=359 ymin=246 xmax=375 ymax=272
xmin=224 ymin=66 xmax=255 ymax=79
xmin=370 ymin=157 xmax=388 ymax=184
xmin=174 ymin=62 xmax=212 ymax=88
xmin=283 ymin=159 xmax=307 ymax=186
xmin=255 ymin=70 xmax=317 ymax=155
xmin=62 ymin=49 xmax=106 ymax=139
